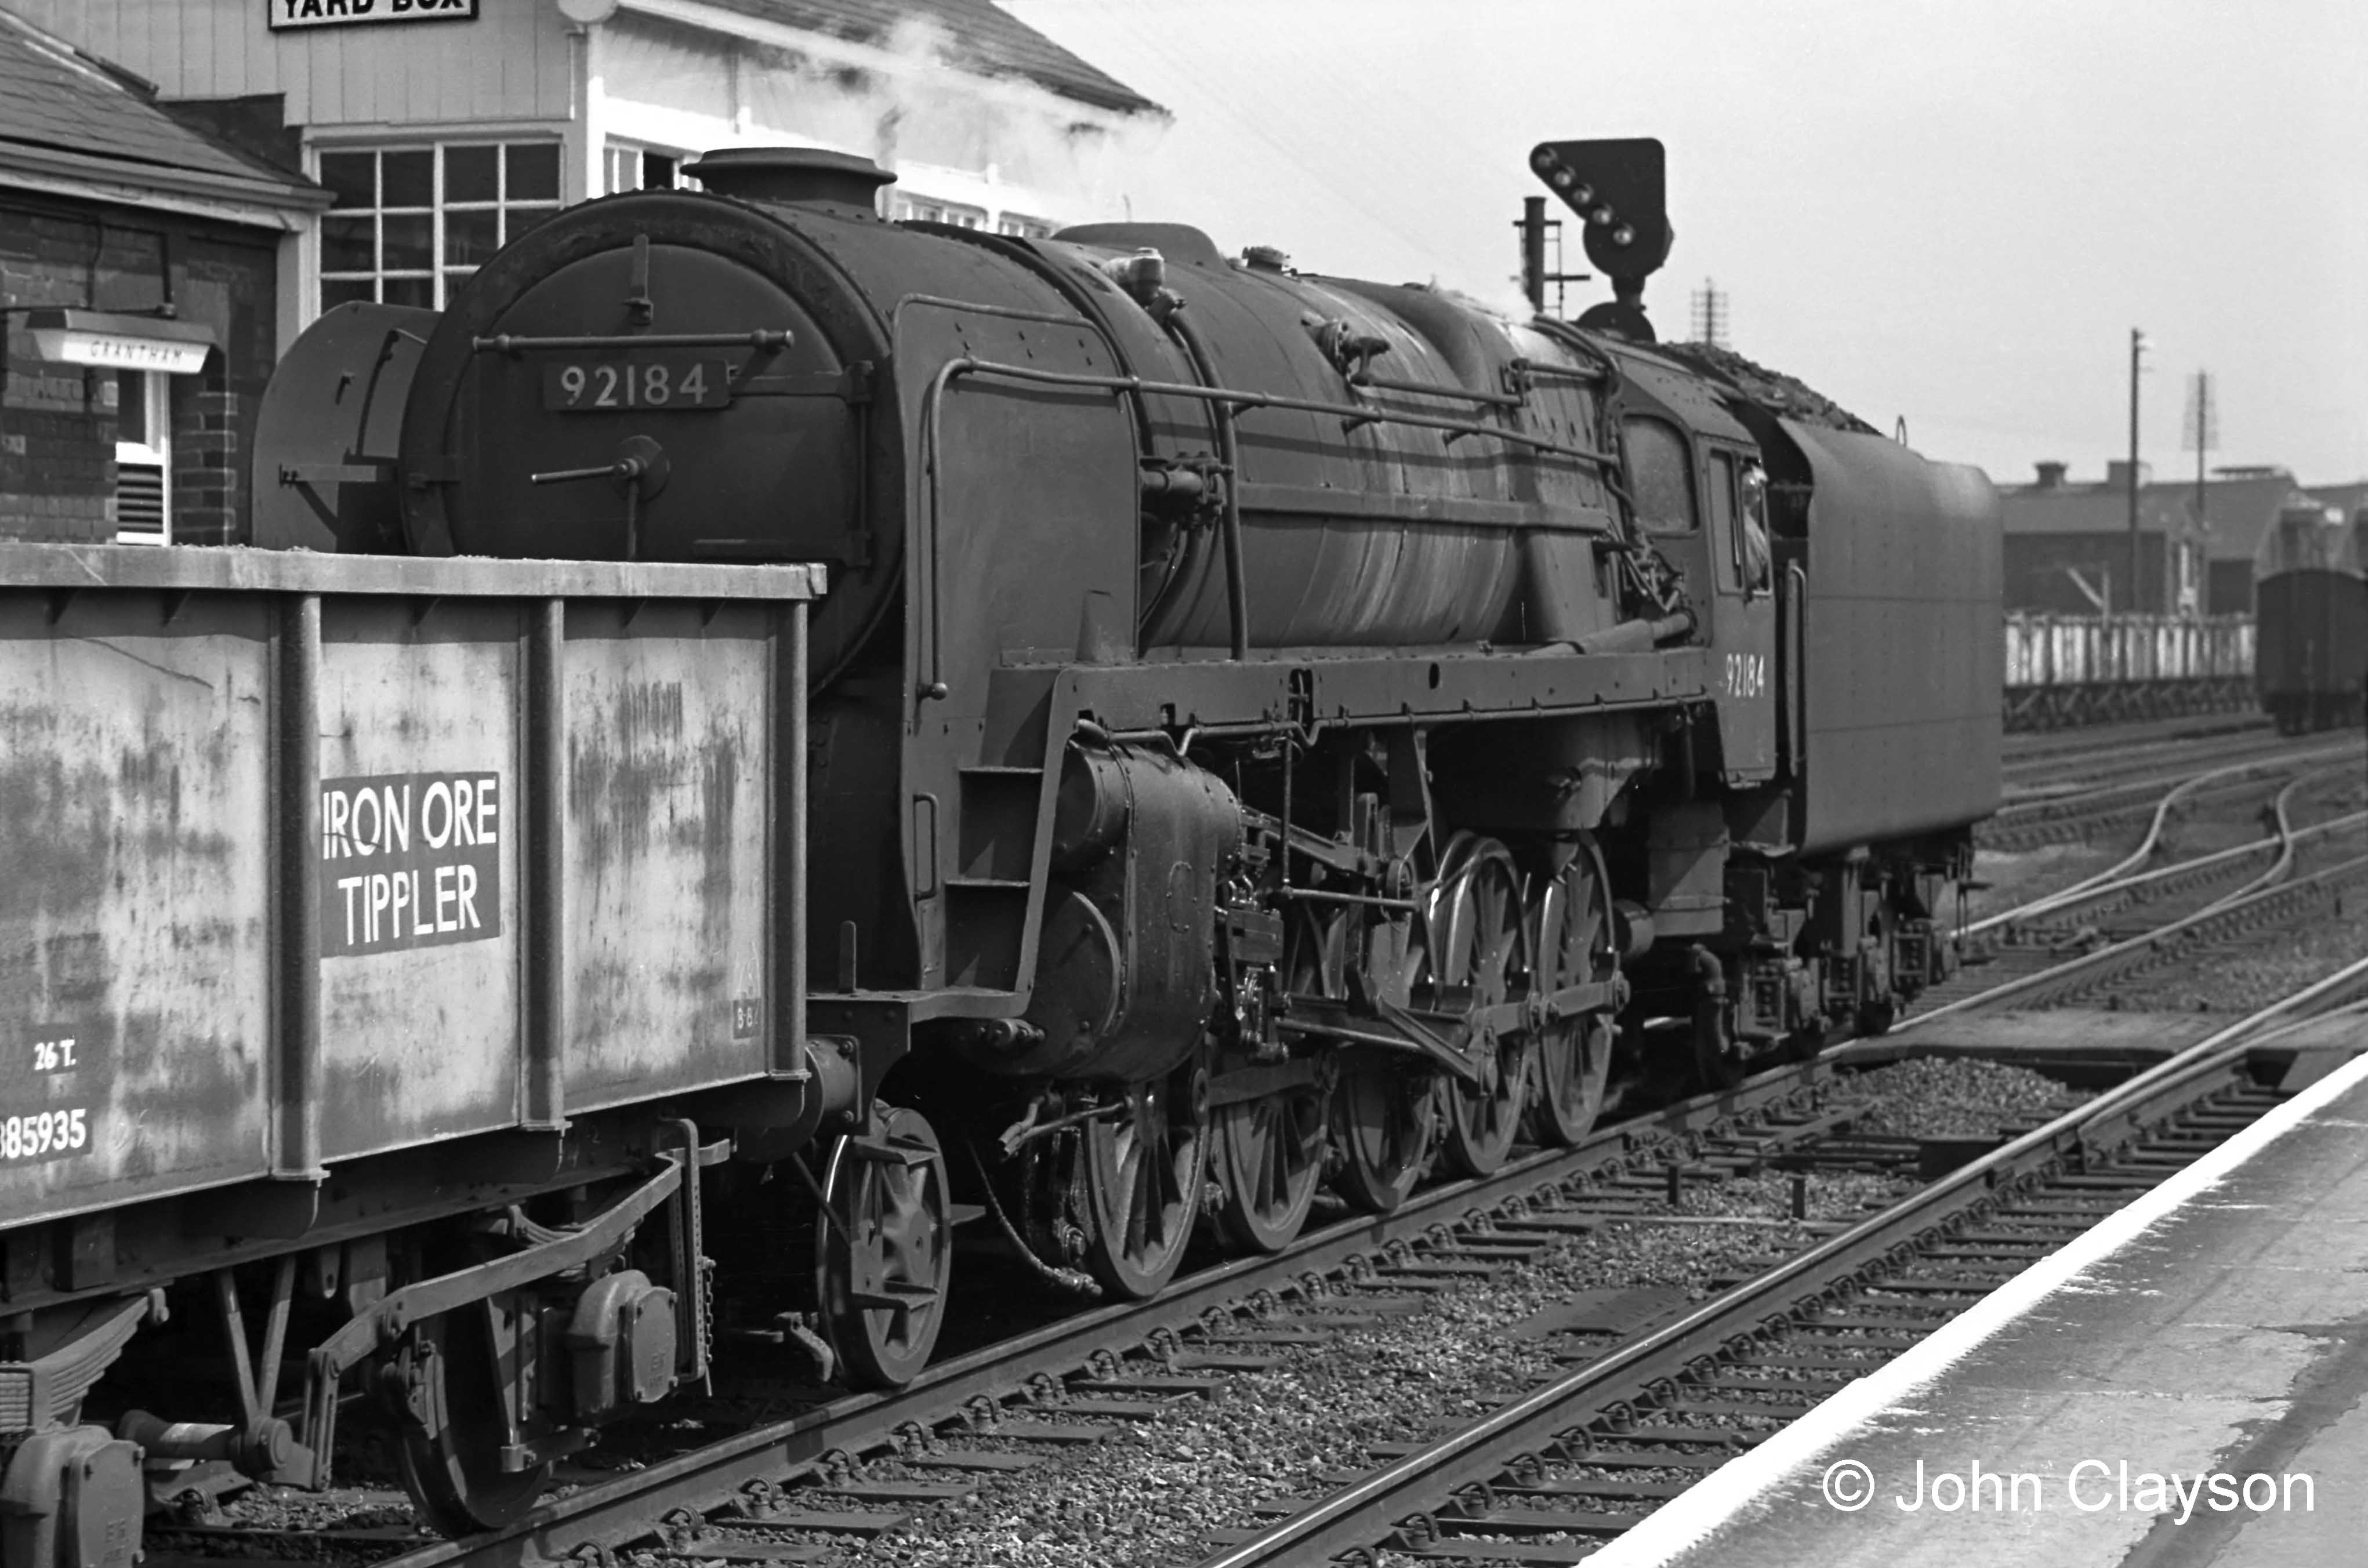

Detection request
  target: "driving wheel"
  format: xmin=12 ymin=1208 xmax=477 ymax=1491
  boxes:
xmin=1079 ymin=1063 xmax=1209 ymax=1298
xmin=1526 ymin=839 xmax=1620 ymax=1146
xmin=1212 ymin=909 xmax=1336 ymax=1253
xmin=1433 ymin=840 xmax=1533 ymax=1178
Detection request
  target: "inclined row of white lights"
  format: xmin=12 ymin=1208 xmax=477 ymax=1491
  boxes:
xmin=1530 ymin=147 xmax=1639 ymax=249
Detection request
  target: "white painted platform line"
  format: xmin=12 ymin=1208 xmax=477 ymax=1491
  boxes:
xmin=1582 ymin=1040 xmax=2368 ymax=1568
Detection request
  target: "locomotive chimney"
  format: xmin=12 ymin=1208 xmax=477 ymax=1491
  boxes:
xmin=684 ymin=147 xmax=896 ymax=219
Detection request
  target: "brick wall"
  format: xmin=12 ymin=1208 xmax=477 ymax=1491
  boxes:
xmin=0 ymin=194 xmax=282 ymax=546
xmin=0 ymin=212 xmax=113 ymax=542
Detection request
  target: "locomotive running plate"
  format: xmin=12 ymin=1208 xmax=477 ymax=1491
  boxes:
xmin=542 ymin=354 xmax=730 ymax=411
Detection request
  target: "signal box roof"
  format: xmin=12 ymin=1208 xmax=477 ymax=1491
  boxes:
xmin=0 ymin=7 xmax=324 ymax=217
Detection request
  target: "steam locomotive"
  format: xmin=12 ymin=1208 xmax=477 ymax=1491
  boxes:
xmin=0 ymin=138 xmax=1998 ymax=1547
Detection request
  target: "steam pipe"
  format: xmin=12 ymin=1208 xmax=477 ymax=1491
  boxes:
xmin=1552 ymin=610 xmax=1695 ymax=656
xmin=1167 ymin=310 xmax=1251 ymax=662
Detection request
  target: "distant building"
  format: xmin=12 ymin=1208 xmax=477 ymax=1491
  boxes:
xmin=0 ymin=0 xmax=1159 ymax=544
xmin=1999 ymin=459 xmax=2315 ymax=616
xmin=2307 ymin=480 xmax=2368 ymax=525
xmin=0 ymin=8 xmax=325 ymax=545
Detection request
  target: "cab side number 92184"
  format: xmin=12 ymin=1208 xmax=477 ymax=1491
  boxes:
xmin=542 ymin=354 xmax=731 ymax=412
xmin=1724 ymin=652 xmax=1768 ymax=698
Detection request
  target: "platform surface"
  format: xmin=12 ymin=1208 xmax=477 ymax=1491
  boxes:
xmin=1593 ymin=1023 xmax=2368 ymax=1568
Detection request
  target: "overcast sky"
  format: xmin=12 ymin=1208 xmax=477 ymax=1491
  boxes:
xmin=1009 ymin=0 xmax=2367 ymax=487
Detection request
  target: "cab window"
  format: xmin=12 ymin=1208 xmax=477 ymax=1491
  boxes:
xmin=1708 ymin=451 xmax=1741 ymax=586
xmin=1623 ymin=418 xmax=1696 ymax=535
xmin=1739 ymin=462 xmax=1771 ymax=590
xmin=1706 ymin=451 xmax=1774 ymax=593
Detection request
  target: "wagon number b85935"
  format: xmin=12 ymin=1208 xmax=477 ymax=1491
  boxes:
xmin=542 ymin=355 xmax=730 ymax=412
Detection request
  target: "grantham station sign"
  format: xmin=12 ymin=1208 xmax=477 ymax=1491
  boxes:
xmin=270 ymin=0 xmax=478 ymax=29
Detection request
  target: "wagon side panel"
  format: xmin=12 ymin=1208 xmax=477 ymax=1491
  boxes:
xmin=0 ymin=591 xmax=273 ymax=1225
xmin=562 ymin=602 xmax=774 ymax=1112
xmin=315 ymin=598 xmax=525 ymax=1160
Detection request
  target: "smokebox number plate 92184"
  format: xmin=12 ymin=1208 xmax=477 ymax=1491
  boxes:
xmin=543 ymin=355 xmax=731 ymax=412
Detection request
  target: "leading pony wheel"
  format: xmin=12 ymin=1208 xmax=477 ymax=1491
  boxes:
xmin=817 ymin=1104 xmax=953 ymax=1390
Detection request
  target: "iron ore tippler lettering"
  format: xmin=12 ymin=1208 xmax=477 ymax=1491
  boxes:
xmin=5 ymin=137 xmax=2001 ymax=1548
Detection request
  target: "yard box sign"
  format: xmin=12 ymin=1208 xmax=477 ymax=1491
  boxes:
xmin=269 ymin=0 xmax=478 ymax=29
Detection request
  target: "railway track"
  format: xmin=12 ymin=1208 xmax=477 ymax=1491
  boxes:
xmin=1982 ymin=739 xmax=2356 ymax=852
xmin=1998 ymin=715 xmax=2272 ymax=787
xmin=2000 ymin=711 xmax=2265 ymax=762
xmin=1928 ymin=774 xmax=2368 ymax=1018
xmin=1970 ymin=764 xmax=2360 ymax=941
xmin=1187 ymin=959 xmax=2368 ymax=1567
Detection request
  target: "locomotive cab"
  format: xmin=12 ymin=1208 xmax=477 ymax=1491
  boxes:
xmin=1601 ymin=345 xmax=1779 ymax=784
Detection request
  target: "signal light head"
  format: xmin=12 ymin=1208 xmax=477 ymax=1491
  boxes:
xmin=1532 ymin=148 xmax=1559 ymax=172
xmin=1590 ymin=205 xmax=1614 ymax=226
xmin=1550 ymin=168 xmax=1575 ymax=189
xmin=1612 ymin=224 xmax=1636 ymax=247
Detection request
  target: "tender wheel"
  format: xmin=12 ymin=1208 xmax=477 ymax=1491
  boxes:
xmin=1528 ymin=841 xmax=1620 ymax=1146
xmin=817 ymin=1104 xmax=953 ymax=1390
xmin=393 ymin=1305 xmax=553 ymax=1537
xmin=1080 ymin=1065 xmax=1209 ymax=1298
xmin=1212 ymin=909 xmax=1336 ymax=1254
xmin=1432 ymin=840 xmax=1533 ymax=1179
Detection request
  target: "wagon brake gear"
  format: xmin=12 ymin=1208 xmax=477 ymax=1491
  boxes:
xmin=292 ymin=1126 xmax=727 ymax=1515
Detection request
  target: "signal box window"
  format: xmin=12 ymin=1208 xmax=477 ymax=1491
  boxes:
xmin=1624 ymin=417 xmax=1696 ymax=535
xmin=319 ymin=142 xmax=561 ymax=312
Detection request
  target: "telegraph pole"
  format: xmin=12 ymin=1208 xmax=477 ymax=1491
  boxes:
xmin=2128 ymin=329 xmax=2147 ymax=612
